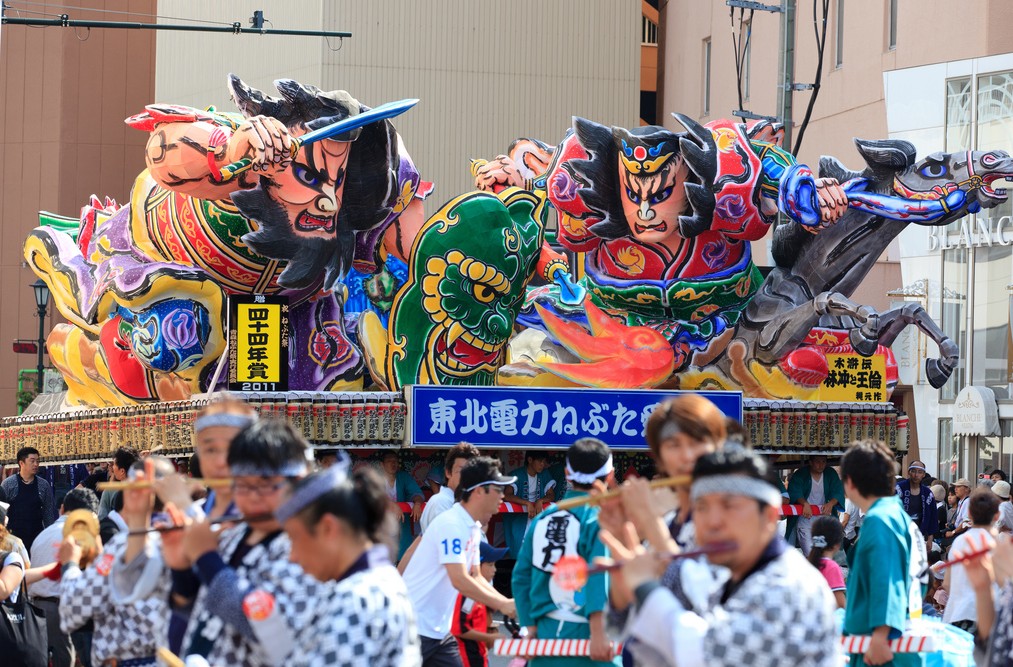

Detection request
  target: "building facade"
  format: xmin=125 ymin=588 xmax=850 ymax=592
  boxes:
xmin=888 ymin=53 xmax=1013 ymax=483
xmin=658 ymin=0 xmax=1013 ymax=470
xmin=154 ymin=0 xmax=641 ymax=216
xmin=0 ymin=1 xmax=157 ymax=413
xmin=0 ymin=0 xmax=640 ymax=415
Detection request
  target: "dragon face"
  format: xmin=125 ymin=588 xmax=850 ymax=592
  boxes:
xmin=383 ymin=189 xmax=545 ymax=388
xmin=422 ymin=251 xmax=516 ymax=377
xmin=894 ymin=149 xmax=1013 ymax=222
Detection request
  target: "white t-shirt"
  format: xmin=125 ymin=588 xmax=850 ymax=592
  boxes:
xmin=402 ymin=502 xmax=482 ymax=639
xmin=28 ymin=516 xmax=66 ymax=598
xmin=420 ymin=486 xmax=456 ymax=534
xmin=527 ymin=474 xmax=539 ymax=502
xmin=842 ymin=498 xmax=864 ymax=540
xmin=807 ymin=473 xmax=825 ymax=507
xmin=944 ymin=527 xmax=992 ymax=624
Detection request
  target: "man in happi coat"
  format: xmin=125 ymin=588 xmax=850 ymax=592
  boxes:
xmin=503 ymin=451 xmax=557 ymax=559
xmin=605 ymin=448 xmax=840 ymax=667
xmin=786 ymin=455 xmax=845 ymax=554
xmin=512 ymin=438 xmax=618 ymax=666
xmin=895 ymin=460 xmax=938 ymax=554
xmin=841 ymin=441 xmax=924 ymax=667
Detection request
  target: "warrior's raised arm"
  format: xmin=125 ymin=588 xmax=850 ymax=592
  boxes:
xmin=126 ymin=104 xmax=294 ymax=201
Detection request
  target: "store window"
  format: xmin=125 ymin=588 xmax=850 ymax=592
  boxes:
xmin=938 ymin=418 xmax=959 ymax=483
xmin=944 ymin=77 xmax=972 ymax=234
xmin=976 ymin=419 xmax=1013 ymax=481
xmin=977 ymin=71 xmax=1013 ymax=225
xmin=940 ymin=247 xmax=968 ymax=400
xmin=972 ymin=245 xmax=1013 ymax=399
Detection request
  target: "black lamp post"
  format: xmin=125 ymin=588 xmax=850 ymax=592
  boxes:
xmin=32 ymin=279 xmax=50 ymax=395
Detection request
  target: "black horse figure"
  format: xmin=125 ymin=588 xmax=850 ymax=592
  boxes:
xmin=726 ymin=138 xmax=1013 ymax=390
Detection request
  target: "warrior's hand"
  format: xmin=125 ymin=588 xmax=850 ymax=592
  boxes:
xmin=226 ymin=115 xmax=295 ymax=174
xmin=814 ymin=177 xmax=848 ymax=228
xmin=472 ymin=155 xmax=525 ymax=192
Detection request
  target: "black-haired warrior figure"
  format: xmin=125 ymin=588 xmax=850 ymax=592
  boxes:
xmin=481 ymin=118 xmax=848 ymax=377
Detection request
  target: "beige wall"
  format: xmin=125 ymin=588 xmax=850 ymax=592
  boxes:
xmin=156 ymin=0 xmax=641 ymax=211
xmin=661 ymin=0 xmax=1013 ymax=268
xmin=0 ymin=1 xmax=156 ymax=415
xmin=662 ymin=0 xmax=1013 ymax=167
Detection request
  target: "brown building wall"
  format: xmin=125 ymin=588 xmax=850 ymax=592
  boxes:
xmin=661 ymin=1 xmax=1013 ymax=165
xmin=0 ymin=1 xmax=156 ymax=415
xmin=660 ymin=0 xmax=1013 ymax=268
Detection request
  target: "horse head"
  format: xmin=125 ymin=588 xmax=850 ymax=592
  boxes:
xmin=821 ymin=139 xmax=1013 ymax=227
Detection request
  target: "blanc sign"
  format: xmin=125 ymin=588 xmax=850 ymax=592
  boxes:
xmin=928 ymin=216 xmax=1013 ymax=252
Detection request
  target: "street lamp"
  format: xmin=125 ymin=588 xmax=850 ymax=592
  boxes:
xmin=32 ymin=279 xmax=50 ymax=395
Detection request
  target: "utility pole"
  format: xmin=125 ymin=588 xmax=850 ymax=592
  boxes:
xmin=728 ymin=0 xmax=795 ymax=148
xmin=777 ymin=0 xmax=796 ymax=152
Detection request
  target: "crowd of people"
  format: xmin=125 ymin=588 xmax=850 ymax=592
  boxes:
xmin=0 ymin=395 xmax=1009 ymax=666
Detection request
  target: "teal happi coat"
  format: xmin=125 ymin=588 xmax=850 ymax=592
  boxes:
xmin=392 ymin=470 xmax=424 ymax=560
xmin=785 ymin=466 xmax=846 ymax=543
xmin=844 ymin=496 xmax=924 ymax=667
xmin=512 ymin=490 xmax=618 ymax=666
xmin=504 ymin=467 xmax=557 ymax=559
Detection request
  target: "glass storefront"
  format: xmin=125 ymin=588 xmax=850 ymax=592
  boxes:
xmin=938 ymin=418 xmax=958 ymax=483
xmin=976 ymin=419 xmax=1013 ymax=479
xmin=940 ymin=70 xmax=1013 ymax=402
xmin=940 ymin=248 xmax=968 ymax=400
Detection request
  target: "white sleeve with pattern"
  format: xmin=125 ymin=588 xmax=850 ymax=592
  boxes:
xmin=59 ymin=560 xmax=112 ymax=634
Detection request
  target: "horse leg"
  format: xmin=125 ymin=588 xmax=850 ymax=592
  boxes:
xmin=747 ymin=289 xmax=878 ymax=363
xmin=875 ymin=303 xmax=958 ymax=389
xmin=816 ymin=293 xmax=881 ymax=357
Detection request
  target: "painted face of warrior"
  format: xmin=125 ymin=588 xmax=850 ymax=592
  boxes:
xmin=618 ymin=154 xmax=689 ymax=244
xmin=264 ymin=130 xmax=351 ymax=241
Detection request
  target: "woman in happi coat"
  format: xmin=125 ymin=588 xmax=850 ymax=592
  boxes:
xmin=277 ymin=454 xmax=420 ymax=666
xmin=164 ymin=420 xmax=323 ymax=667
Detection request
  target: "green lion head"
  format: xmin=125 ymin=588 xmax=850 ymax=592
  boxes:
xmin=383 ymin=188 xmax=544 ymax=387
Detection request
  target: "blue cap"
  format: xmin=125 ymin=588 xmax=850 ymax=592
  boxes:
xmin=480 ymin=542 xmax=509 ymax=563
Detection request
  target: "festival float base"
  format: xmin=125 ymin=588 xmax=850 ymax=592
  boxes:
xmin=0 ymin=388 xmax=907 ymax=466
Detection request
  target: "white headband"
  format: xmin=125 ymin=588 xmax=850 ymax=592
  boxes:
xmin=194 ymin=413 xmax=257 ymax=433
xmin=690 ymin=475 xmax=782 ymax=508
xmin=274 ymin=454 xmax=352 ymax=524
xmin=230 ymin=461 xmax=309 ymax=478
xmin=658 ymin=421 xmax=682 ymax=442
xmin=565 ymin=455 xmax=613 ymax=485
xmin=908 ymin=463 xmax=927 ymax=472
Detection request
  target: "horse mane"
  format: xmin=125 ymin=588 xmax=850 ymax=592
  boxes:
xmin=771 ymin=139 xmax=917 ymax=268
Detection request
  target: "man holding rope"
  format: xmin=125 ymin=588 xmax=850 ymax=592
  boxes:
xmin=402 ymin=457 xmax=517 ymax=667
xmin=512 ymin=437 xmax=617 ymax=665
xmin=601 ymin=448 xmax=839 ymax=667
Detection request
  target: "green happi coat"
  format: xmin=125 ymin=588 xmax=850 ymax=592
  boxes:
xmin=844 ymin=496 xmax=924 ymax=667
xmin=785 ymin=466 xmax=845 ymax=543
xmin=512 ymin=490 xmax=619 ymax=666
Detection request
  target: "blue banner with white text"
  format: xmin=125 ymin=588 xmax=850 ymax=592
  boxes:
xmin=407 ymin=385 xmax=742 ymax=449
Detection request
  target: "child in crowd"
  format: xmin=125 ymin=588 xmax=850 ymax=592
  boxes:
xmin=452 ymin=542 xmax=509 ymax=667
xmin=808 ymin=515 xmax=847 ymax=608
xmin=942 ymin=487 xmax=1000 ymax=634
